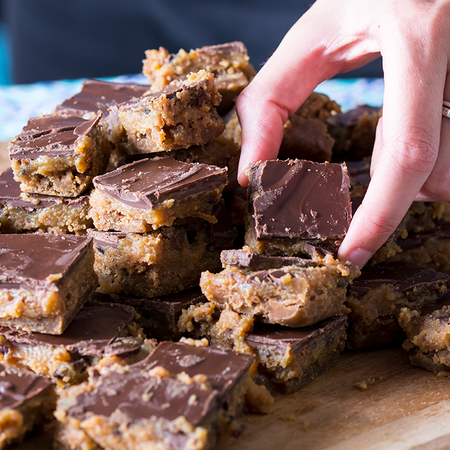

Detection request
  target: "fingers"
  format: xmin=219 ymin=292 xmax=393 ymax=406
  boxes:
xmin=236 ymin=0 xmax=380 ymax=186
xmin=339 ymin=16 xmax=447 ymax=267
xmin=416 ymin=73 xmax=450 ymax=201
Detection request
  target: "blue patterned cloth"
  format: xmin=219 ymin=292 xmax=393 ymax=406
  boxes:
xmin=0 ymin=75 xmax=384 ymax=143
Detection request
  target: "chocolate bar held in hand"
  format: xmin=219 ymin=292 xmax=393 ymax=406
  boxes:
xmin=245 ymin=159 xmax=352 ymax=256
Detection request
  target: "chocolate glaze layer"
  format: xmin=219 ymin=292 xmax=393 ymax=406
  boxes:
xmin=0 ymin=167 xmax=88 ymax=209
xmin=246 ymin=315 xmax=347 ymax=354
xmin=416 ymin=291 xmax=450 ymax=322
xmin=0 ymin=234 xmax=92 ymax=290
xmin=0 ymin=364 xmax=53 ymax=410
xmin=67 ymin=368 xmax=219 ymax=426
xmin=55 ymin=79 xmax=149 ymax=117
xmin=0 ymin=302 xmax=140 ymax=357
xmin=350 ymin=261 xmax=450 ymax=298
xmin=137 ymin=342 xmax=254 ymax=404
xmin=248 ymin=159 xmax=351 ymax=240
xmin=92 ymin=157 xmax=227 ymax=210
xmin=220 ymin=249 xmax=315 ymax=270
xmin=9 ymin=114 xmax=101 ymax=160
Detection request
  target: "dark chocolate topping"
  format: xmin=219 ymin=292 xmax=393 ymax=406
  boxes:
xmin=67 ymin=369 xmax=218 ymax=426
xmin=327 ymin=105 xmax=381 ymax=128
xmin=246 ymin=315 xmax=347 ymax=353
xmin=93 ymin=157 xmax=227 ymax=210
xmin=220 ymin=249 xmax=315 ymax=270
xmin=88 ymin=230 xmax=128 ymax=249
xmin=0 ymin=234 xmax=92 ymax=290
xmin=0 ymin=364 xmax=53 ymax=410
xmin=397 ymin=220 xmax=450 ymax=251
xmin=248 ymin=159 xmax=351 ymax=240
xmin=55 ymin=79 xmax=149 ymax=116
xmin=209 ymin=201 xmax=237 ymax=249
xmin=197 ymin=41 xmax=248 ymax=56
xmin=0 ymin=302 xmax=140 ymax=357
xmin=9 ymin=114 xmax=101 ymax=160
xmin=350 ymin=261 xmax=450 ymax=298
xmin=138 ymin=342 xmax=254 ymax=401
xmin=346 ymin=159 xmax=371 ymax=188
xmin=0 ymin=167 xmax=88 ymax=209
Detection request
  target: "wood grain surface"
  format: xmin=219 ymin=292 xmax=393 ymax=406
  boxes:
xmin=218 ymin=346 xmax=450 ymax=450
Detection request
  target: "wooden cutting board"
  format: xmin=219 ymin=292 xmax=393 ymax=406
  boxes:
xmin=218 ymin=346 xmax=450 ymax=450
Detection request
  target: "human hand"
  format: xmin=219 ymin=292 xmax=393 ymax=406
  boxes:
xmin=236 ymin=0 xmax=450 ymax=268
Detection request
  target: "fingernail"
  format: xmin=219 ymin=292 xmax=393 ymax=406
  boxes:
xmin=341 ymin=248 xmax=373 ymax=268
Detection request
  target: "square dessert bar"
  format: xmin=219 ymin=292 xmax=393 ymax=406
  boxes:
xmin=200 ymin=249 xmax=358 ymax=327
xmin=8 ymin=114 xmax=110 ymax=197
xmin=0 ymin=364 xmax=55 ymax=449
xmin=90 ymin=156 xmax=228 ymax=231
xmin=346 ymin=260 xmax=450 ymax=350
xmin=0 ymin=167 xmax=92 ymax=234
xmin=0 ymin=301 xmax=154 ymax=385
xmin=88 ymin=218 xmax=227 ymax=298
xmin=117 ymin=70 xmax=224 ymax=154
xmin=245 ymin=159 xmax=352 ymax=256
xmin=0 ymin=234 xmax=98 ymax=335
xmin=178 ymin=303 xmax=347 ymax=395
xmin=246 ymin=316 xmax=347 ymax=394
xmin=55 ymin=363 xmax=220 ymax=450
xmin=143 ymin=41 xmax=256 ymax=114
xmin=398 ymin=292 xmax=450 ymax=374
xmin=94 ymin=288 xmax=207 ymax=341
xmin=138 ymin=341 xmax=254 ymax=420
xmin=54 ymin=79 xmax=150 ymax=168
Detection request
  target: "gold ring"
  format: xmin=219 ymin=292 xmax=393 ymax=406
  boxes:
xmin=443 ymin=101 xmax=450 ymax=118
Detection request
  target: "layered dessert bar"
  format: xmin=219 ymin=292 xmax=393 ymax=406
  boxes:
xmin=278 ymin=92 xmax=341 ymax=162
xmin=89 ymin=157 xmax=228 ymax=232
xmin=245 ymin=316 xmax=347 ymax=394
xmin=0 ymin=301 xmax=153 ymax=385
xmin=0 ymin=234 xmax=98 ymax=335
xmin=0 ymin=167 xmax=92 ymax=234
xmin=178 ymin=302 xmax=347 ymax=394
xmin=89 ymin=219 xmax=226 ymax=298
xmin=398 ymin=292 xmax=450 ymax=374
xmin=137 ymin=341 xmax=254 ymax=420
xmin=54 ymin=78 xmax=150 ymax=167
xmin=200 ymin=249 xmax=358 ymax=327
xmin=55 ymin=363 xmax=220 ymax=450
xmin=143 ymin=41 xmax=256 ymax=114
xmin=346 ymin=260 xmax=450 ymax=350
xmin=8 ymin=114 xmax=109 ymax=197
xmin=93 ymin=288 xmax=207 ymax=341
xmin=245 ymin=159 xmax=352 ymax=257
xmin=0 ymin=364 xmax=55 ymax=449
xmin=116 ymin=70 xmax=224 ymax=154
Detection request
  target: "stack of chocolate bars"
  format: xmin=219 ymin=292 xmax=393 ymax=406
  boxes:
xmin=1 ymin=39 xmax=450 ymax=449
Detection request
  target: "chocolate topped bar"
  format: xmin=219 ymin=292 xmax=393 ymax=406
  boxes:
xmin=9 ymin=114 xmax=101 ymax=160
xmin=246 ymin=315 xmax=348 ymax=354
xmin=138 ymin=341 xmax=254 ymax=403
xmin=247 ymin=159 xmax=351 ymax=241
xmin=0 ymin=364 xmax=53 ymax=410
xmin=55 ymin=79 xmax=149 ymax=117
xmin=0 ymin=234 xmax=92 ymax=290
xmin=350 ymin=261 xmax=450 ymax=299
xmin=0 ymin=302 xmax=141 ymax=357
xmin=93 ymin=289 xmax=206 ymax=340
xmin=66 ymin=368 xmax=219 ymax=427
xmin=92 ymin=156 xmax=227 ymax=210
